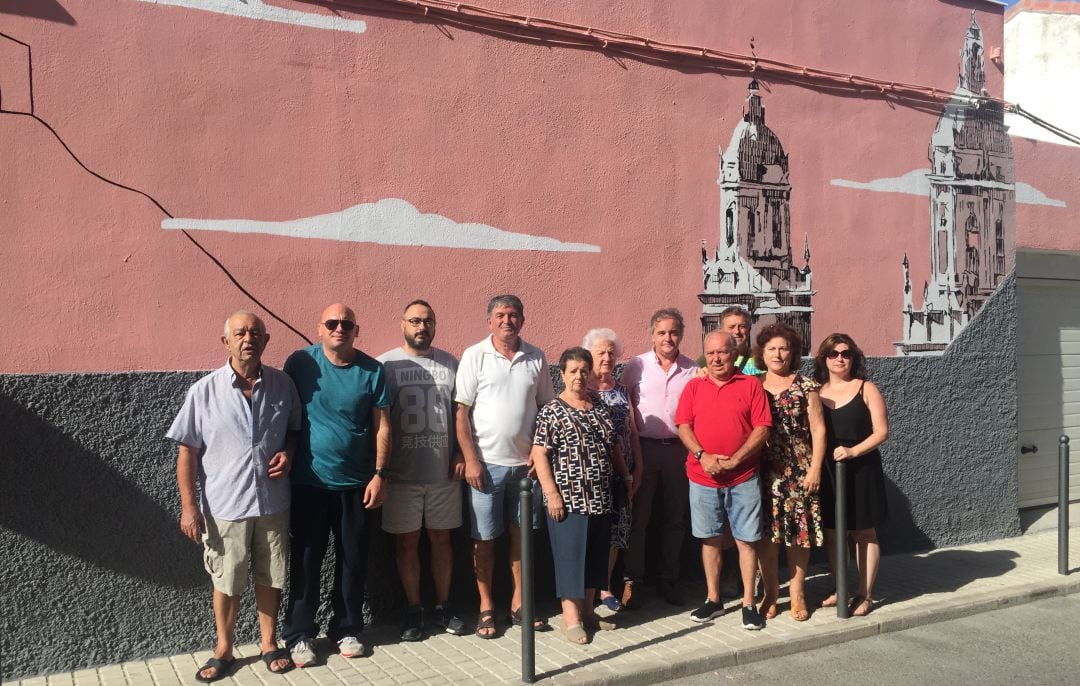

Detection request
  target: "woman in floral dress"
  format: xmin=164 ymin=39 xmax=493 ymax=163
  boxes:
xmin=754 ymin=323 xmax=826 ymax=622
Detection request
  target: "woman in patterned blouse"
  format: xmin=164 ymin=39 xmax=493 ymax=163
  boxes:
xmin=531 ymin=347 xmax=631 ymax=644
xmin=583 ymin=328 xmax=643 ymax=613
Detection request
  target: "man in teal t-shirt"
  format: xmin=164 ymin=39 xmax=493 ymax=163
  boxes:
xmin=282 ymin=303 xmax=391 ymax=667
xmin=721 ymin=306 xmax=761 ymax=375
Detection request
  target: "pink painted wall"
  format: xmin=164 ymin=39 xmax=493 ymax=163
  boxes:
xmin=1014 ymin=137 xmax=1080 ymax=251
xmin=2 ymin=0 xmax=1071 ymax=373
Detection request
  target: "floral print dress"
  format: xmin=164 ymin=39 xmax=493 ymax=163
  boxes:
xmin=760 ymin=373 xmax=824 ymax=548
xmin=595 ymin=384 xmax=633 ymax=549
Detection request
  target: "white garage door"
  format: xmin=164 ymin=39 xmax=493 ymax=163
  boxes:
xmin=1017 ymin=251 xmax=1080 ymax=508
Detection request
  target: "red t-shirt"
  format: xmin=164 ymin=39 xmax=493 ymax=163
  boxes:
xmin=674 ymin=373 xmax=772 ymax=488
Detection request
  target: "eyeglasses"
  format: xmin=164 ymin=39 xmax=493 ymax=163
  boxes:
xmin=323 ymin=319 xmax=356 ymax=333
xmin=827 ymin=349 xmax=854 ymax=360
xmin=405 ymin=317 xmax=435 ymax=327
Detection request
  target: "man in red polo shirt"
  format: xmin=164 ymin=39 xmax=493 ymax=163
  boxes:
xmin=676 ymin=330 xmax=771 ymax=629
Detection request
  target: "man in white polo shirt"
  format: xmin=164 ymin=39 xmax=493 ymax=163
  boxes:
xmin=455 ymin=294 xmax=555 ymax=638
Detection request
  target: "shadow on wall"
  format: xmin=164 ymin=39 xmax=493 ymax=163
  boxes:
xmin=0 ymin=0 xmax=76 ymax=24
xmin=878 ymin=476 xmax=934 ymax=553
xmin=0 ymin=390 xmax=202 ymax=588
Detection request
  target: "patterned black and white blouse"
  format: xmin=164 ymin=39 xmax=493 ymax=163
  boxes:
xmin=533 ymin=397 xmax=616 ymax=515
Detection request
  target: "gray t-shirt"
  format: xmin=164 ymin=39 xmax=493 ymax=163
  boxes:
xmin=376 ymin=347 xmax=458 ymax=482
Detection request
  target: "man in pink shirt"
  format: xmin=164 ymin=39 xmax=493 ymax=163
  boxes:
xmin=676 ymin=330 xmax=771 ymax=629
xmin=621 ymin=308 xmax=699 ymax=607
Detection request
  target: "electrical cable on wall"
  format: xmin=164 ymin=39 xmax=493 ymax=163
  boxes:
xmin=307 ymin=0 xmax=1080 ymax=145
xmin=0 ymin=31 xmax=313 ymax=346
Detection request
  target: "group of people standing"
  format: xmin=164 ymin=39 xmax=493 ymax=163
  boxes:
xmin=168 ymin=296 xmax=889 ymax=681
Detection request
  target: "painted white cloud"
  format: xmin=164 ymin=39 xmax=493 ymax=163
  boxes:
xmin=163 ymin=197 xmax=602 ymax=253
xmin=831 ymin=169 xmax=1066 ymax=207
xmin=136 ymin=0 xmax=366 ymax=34
xmin=1015 ymin=182 xmax=1069 ymax=208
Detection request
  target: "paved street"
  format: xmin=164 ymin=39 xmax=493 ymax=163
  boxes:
xmin=13 ymin=527 xmax=1080 ymax=685
xmin=667 ymin=594 xmax=1080 ymax=686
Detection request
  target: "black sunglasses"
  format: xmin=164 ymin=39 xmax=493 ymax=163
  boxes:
xmin=323 ymin=319 xmax=356 ymax=333
xmin=827 ymin=349 xmax=854 ymax=360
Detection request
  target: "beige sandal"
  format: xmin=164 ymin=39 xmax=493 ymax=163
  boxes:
xmin=563 ymin=624 xmax=588 ymax=644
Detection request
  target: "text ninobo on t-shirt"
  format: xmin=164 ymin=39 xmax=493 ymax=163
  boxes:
xmin=376 ymin=347 xmax=458 ymax=483
xmin=675 ymin=373 xmax=772 ymax=488
xmin=284 ymin=344 xmax=391 ymax=489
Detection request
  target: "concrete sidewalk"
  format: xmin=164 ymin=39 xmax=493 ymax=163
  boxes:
xmin=18 ymin=527 xmax=1080 ymax=686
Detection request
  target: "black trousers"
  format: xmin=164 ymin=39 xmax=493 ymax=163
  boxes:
xmin=624 ymin=438 xmax=689 ymax=583
xmin=283 ymin=485 xmax=370 ymax=647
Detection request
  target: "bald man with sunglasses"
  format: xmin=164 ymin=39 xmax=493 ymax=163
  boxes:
xmin=282 ymin=304 xmax=391 ymax=667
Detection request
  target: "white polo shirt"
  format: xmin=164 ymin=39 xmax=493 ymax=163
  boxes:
xmin=455 ymin=335 xmax=555 ymax=467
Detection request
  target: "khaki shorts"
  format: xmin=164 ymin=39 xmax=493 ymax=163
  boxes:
xmin=381 ymin=480 xmax=463 ymax=534
xmin=202 ymin=510 xmax=289 ymax=596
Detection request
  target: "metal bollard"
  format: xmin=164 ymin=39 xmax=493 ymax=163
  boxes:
xmin=1060 ymin=435 xmax=1071 ymax=576
xmin=519 ymin=478 xmax=536 ymax=683
xmin=835 ymin=460 xmax=849 ymax=619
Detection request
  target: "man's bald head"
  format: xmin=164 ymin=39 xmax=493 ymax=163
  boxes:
xmin=318 ymin=303 xmax=359 ymax=360
xmin=704 ymin=330 xmax=737 ymax=352
xmin=703 ymin=330 xmax=738 ymax=382
xmin=320 ymin=303 xmax=356 ymax=323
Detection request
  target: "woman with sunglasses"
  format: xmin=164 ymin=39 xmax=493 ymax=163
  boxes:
xmin=813 ymin=334 xmax=889 ymax=617
xmin=753 ymin=323 xmax=826 ymax=623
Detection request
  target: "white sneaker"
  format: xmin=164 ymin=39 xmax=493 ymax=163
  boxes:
xmin=290 ymin=640 xmax=315 ymax=668
xmin=337 ymin=635 xmax=364 ymax=658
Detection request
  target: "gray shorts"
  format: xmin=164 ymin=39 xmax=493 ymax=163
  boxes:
xmin=202 ymin=510 xmax=288 ymax=596
xmin=381 ymin=479 xmax=463 ymax=534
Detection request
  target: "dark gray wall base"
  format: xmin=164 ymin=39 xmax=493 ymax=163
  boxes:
xmin=0 ymin=279 xmax=1017 ymax=679
xmin=871 ymin=272 xmax=1019 ymax=551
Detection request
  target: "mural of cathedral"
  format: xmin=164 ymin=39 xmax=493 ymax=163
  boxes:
xmin=897 ymin=13 xmax=1016 ymax=356
xmin=699 ymin=80 xmax=814 ymax=353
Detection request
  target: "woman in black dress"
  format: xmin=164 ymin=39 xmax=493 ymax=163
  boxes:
xmin=813 ymin=334 xmax=889 ymax=617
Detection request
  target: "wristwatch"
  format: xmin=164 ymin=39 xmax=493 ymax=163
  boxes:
xmin=374 ymin=468 xmax=390 ymax=479
xmin=693 ymin=450 xmax=705 ymax=461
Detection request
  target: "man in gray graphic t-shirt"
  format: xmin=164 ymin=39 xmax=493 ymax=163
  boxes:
xmin=377 ymin=300 xmax=466 ymax=641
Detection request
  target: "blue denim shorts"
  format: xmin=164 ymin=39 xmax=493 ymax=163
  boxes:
xmin=468 ymin=463 xmax=543 ymax=541
xmin=688 ymin=475 xmax=762 ymax=542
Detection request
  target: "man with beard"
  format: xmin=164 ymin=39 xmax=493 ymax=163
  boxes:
xmin=377 ymin=300 xmax=467 ymax=641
